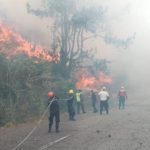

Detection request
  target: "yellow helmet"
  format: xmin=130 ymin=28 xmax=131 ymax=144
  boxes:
xmin=69 ymin=89 xmax=74 ymax=94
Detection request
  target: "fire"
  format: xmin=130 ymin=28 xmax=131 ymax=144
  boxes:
xmin=98 ymin=72 xmax=112 ymax=84
xmin=76 ymin=72 xmax=112 ymax=90
xmin=0 ymin=21 xmax=60 ymax=62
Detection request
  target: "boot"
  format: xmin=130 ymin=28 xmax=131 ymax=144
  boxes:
xmin=56 ymin=122 xmax=59 ymax=133
xmin=49 ymin=123 xmax=52 ymax=133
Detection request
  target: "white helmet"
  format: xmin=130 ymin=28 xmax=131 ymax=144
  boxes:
xmin=102 ymin=86 xmax=106 ymax=90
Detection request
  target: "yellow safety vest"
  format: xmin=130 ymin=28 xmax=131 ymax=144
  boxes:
xmin=76 ymin=92 xmax=81 ymax=102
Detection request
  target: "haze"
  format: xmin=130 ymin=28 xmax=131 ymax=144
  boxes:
xmin=0 ymin=0 xmax=150 ymax=96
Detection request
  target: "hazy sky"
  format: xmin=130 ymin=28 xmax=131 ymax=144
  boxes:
xmin=0 ymin=0 xmax=150 ymax=91
xmin=85 ymin=0 xmax=150 ymax=89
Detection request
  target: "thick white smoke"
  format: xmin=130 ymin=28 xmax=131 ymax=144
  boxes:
xmin=0 ymin=0 xmax=150 ymax=97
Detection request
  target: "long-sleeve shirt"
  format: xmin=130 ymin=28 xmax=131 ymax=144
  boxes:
xmin=118 ymin=90 xmax=127 ymax=99
xmin=91 ymin=92 xmax=97 ymax=102
xmin=67 ymin=94 xmax=75 ymax=104
xmin=48 ymin=96 xmax=59 ymax=113
xmin=98 ymin=91 xmax=109 ymax=101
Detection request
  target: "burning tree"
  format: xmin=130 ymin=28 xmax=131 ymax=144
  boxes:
xmin=0 ymin=21 xmax=62 ymax=125
xmin=0 ymin=21 xmax=60 ymax=62
xmin=75 ymin=59 xmax=112 ymax=90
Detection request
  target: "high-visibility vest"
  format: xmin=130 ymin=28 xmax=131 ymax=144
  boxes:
xmin=76 ymin=92 xmax=81 ymax=102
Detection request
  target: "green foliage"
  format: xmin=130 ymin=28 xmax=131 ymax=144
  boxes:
xmin=72 ymin=7 xmax=104 ymax=32
xmin=27 ymin=0 xmax=76 ymax=18
xmin=0 ymin=54 xmax=74 ymax=126
xmin=48 ymin=79 xmax=75 ymax=112
xmin=104 ymin=33 xmax=136 ymax=49
xmin=91 ymin=59 xmax=110 ymax=75
xmin=50 ymin=63 xmax=71 ymax=78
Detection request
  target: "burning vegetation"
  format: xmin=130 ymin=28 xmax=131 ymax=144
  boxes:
xmin=76 ymin=72 xmax=112 ymax=90
xmin=0 ymin=21 xmax=60 ymax=62
xmin=0 ymin=5 xmax=112 ymax=126
xmin=0 ymin=20 xmax=112 ymax=89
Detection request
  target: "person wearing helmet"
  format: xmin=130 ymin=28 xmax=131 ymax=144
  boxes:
xmin=48 ymin=92 xmax=60 ymax=133
xmin=76 ymin=89 xmax=86 ymax=114
xmin=98 ymin=86 xmax=109 ymax=115
xmin=67 ymin=89 xmax=76 ymax=121
xmin=48 ymin=92 xmax=54 ymax=98
xmin=69 ymin=89 xmax=74 ymax=94
xmin=118 ymin=86 xmax=127 ymax=109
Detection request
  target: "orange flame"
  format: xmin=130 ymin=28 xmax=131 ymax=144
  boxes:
xmin=76 ymin=72 xmax=112 ymax=89
xmin=0 ymin=21 xmax=60 ymax=62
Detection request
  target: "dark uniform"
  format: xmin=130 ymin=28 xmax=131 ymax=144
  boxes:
xmin=91 ymin=90 xmax=98 ymax=113
xmin=118 ymin=87 xmax=127 ymax=109
xmin=48 ymin=96 xmax=60 ymax=133
xmin=67 ymin=93 xmax=75 ymax=121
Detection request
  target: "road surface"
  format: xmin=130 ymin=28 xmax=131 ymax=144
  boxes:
xmin=1 ymin=98 xmax=150 ymax=150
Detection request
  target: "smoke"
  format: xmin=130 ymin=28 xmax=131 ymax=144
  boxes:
xmin=104 ymin=33 xmax=136 ymax=49
xmin=86 ymin=0 xmax=150 ymax=98
xmin=0 ymin=0 xmax=51 ymax=46
xmin=0 ymin=0 xmax=150 ymax=97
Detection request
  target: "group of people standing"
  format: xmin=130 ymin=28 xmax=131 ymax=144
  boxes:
xmin=47 ymin=86 xmax=127 ymax=133
xmin=91 ymin=86 xmax=127 ymax=115
xmin=47 ymin=89 xmax=86 ymax=133
xmin=67 ymin=89 xmax=86 ymax=121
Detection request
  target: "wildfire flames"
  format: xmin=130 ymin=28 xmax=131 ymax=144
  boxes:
xmin=0 ymin=21 xmax=60 ymax=62
xmin=0 ymin=21 xmax=112 ymax=89
xmin=76 ymin=72 xmax=112 ymax=90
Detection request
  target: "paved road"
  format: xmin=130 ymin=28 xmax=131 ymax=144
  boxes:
xmin=50 ymin=103 xmax=150 ymax=150
xmin=1 ymin=99 xmax=150 ymax=150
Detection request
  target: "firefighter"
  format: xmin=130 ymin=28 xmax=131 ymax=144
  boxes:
xmin=67 ymin=89 xmax=76 ymax=121
xmin=118 ymin=86 xmax=127 ymax=109
xmin=98 ymin=87 xmax=109 ymax=115
xmin=48 ymin=91 xmax=60 ymax=133
xmin=91 ymin=90 xmax=98 ymax=113
xmin=76 ymin=89 xmax=86 ymax=114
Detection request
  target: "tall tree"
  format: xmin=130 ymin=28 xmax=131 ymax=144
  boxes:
xmin=27 ymin=0 xmax=104 ymax=77
xmin=27 ymin=0 xmax=135 ymax=77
